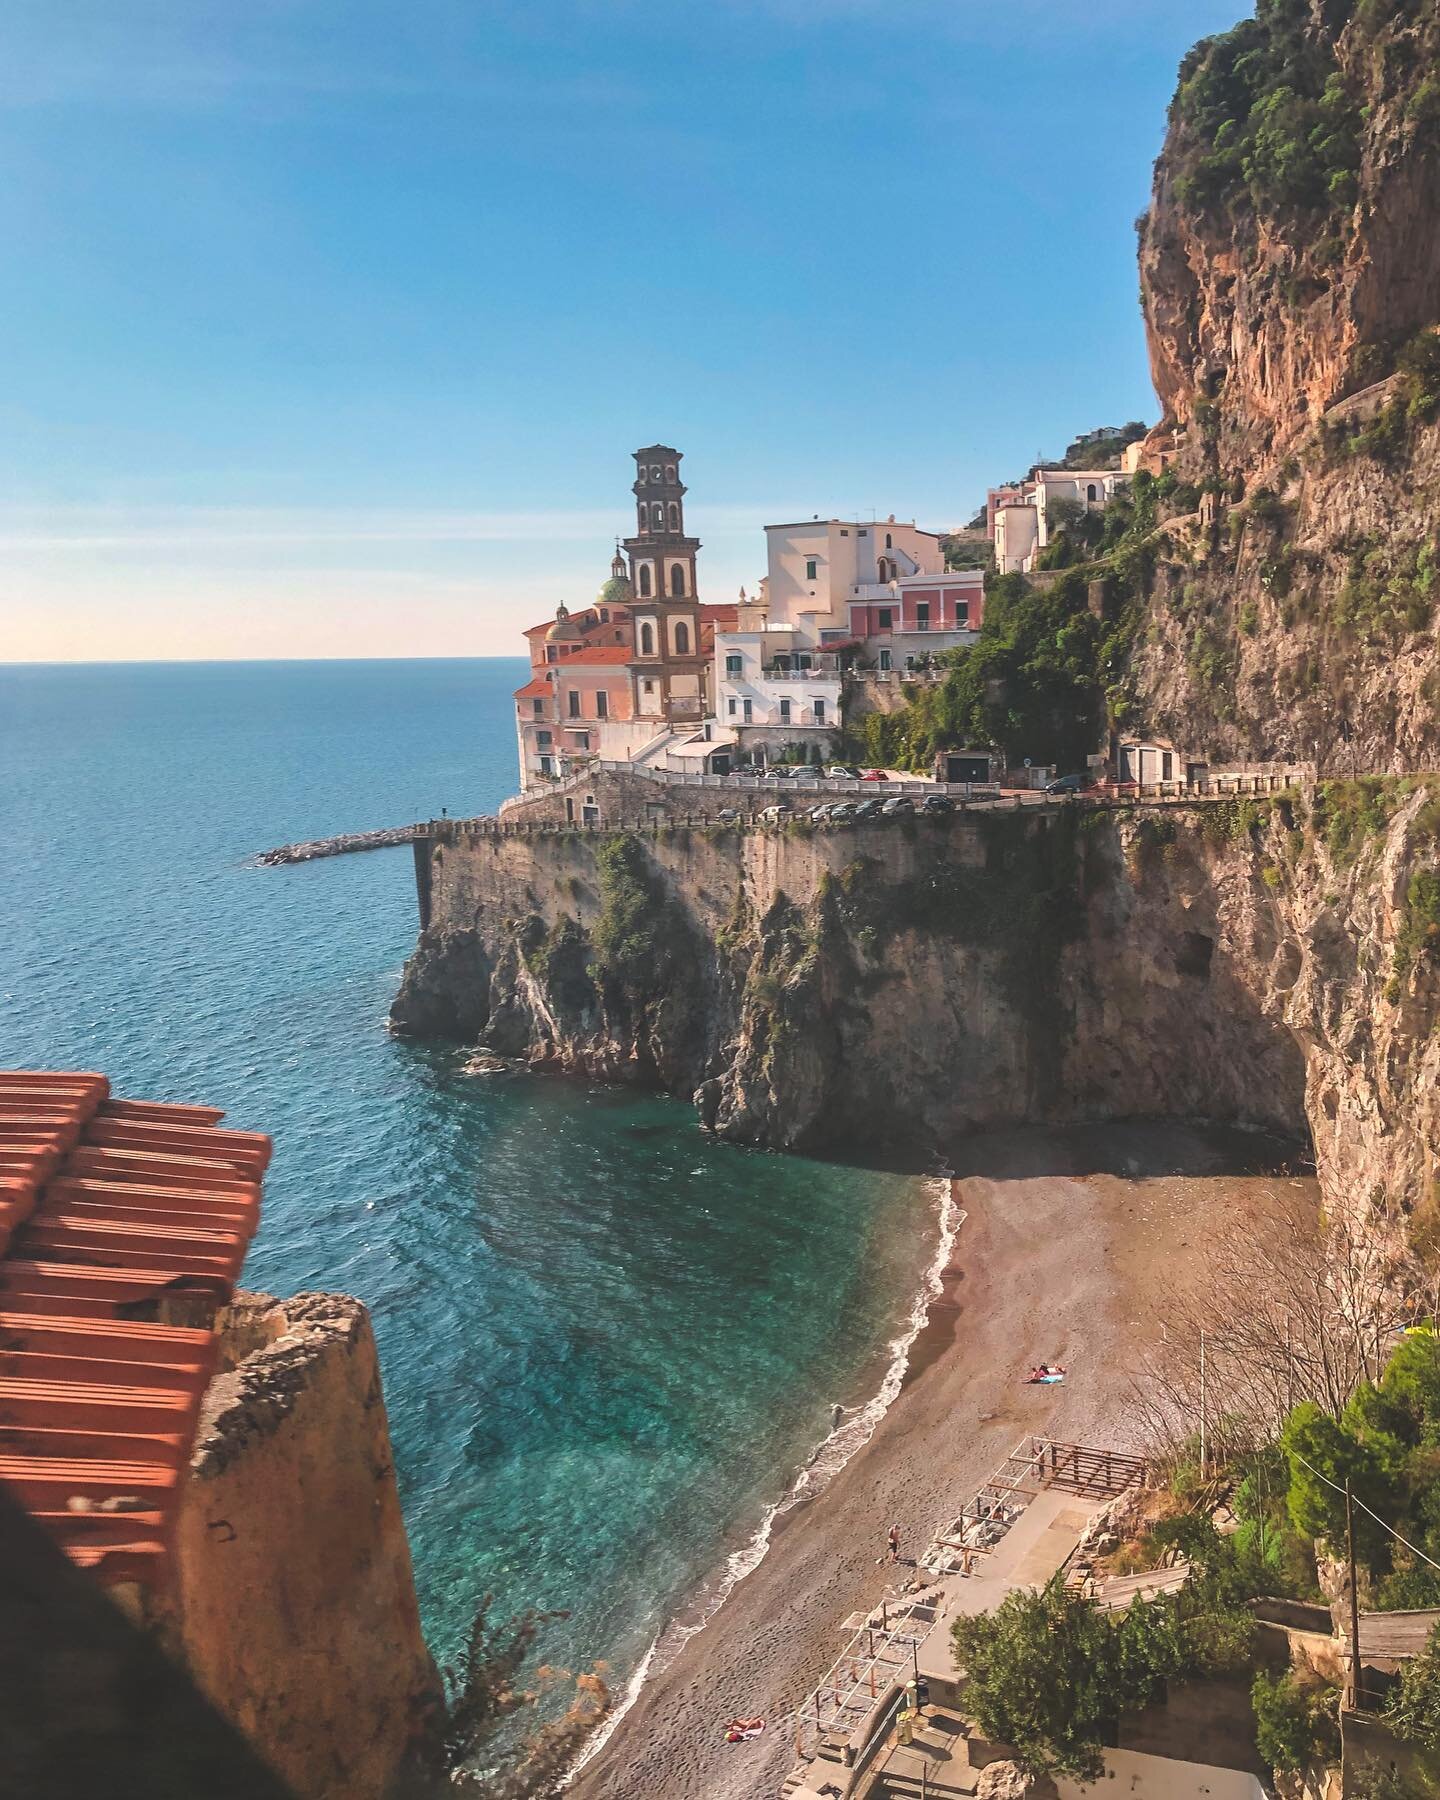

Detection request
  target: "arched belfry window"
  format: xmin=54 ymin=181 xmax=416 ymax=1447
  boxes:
xmin=651 ymin=502 xmax=664 ymax=528
xmin=641 ymin=621 xmax=655 ymax=656
xmin=1086 ymin=483 xmax=1098 ymax=502
xmin=885 ymin=532 xmax=893 ymax=549
xmin=638 ymin=564 xmax=652 ymax=597
xmin=675 ymin=620 xmax=690 ymax=655
xmin=638 ymin=502 xmax=647 ymax=532
xmin=667 ymin=502 xmax=679 ymax=530
xmin=670 ymin=563 xmax=686 ymax=597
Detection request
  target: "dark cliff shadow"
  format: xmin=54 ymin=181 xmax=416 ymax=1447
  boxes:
xmin=943 ymin=1117 xmax=1312 ymax=1184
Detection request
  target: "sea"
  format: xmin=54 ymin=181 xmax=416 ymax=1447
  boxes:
xmin=0 ymin=659 xmax=942 ymax=1717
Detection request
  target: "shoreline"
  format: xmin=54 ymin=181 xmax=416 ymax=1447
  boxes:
xmin=567 ymin=1169 xmax=962 ymax=1783
xmin=570 ymin=1119 xmax=1312 ymax=1800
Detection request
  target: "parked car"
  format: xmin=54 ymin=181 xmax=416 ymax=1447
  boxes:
xmin=758 ymin=804 xmax=789 ymax=823
xmin=854 ymin=796 xmax=885 ymax=819
xmin=824 ymin=763 xmax=860 ymax=780
xmin=881 ymin=796 xmax=915 ymax=816
xmin=922 ymin=795 xmax=954 ymax=815
xmin=829 ymin=802 xmax=857 ymax=822
xmin=809 ymin=803 xmax=834 ymax=822
xmin=1043 ymin=772 xmax=1093 ymax=795
xmin=717 ymin=808 xmax=740 ymax=822
xmin=860 ymin=769 xmax=887 ymax=782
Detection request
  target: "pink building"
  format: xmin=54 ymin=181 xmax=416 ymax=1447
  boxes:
xmin=846 ymin=570 xmax=984 ymax=670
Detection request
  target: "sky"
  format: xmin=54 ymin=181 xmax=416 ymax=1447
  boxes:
xmin=1 ymin=0 xmax=1248 ymax=662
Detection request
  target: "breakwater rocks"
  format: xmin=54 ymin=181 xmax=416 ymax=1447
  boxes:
xmin=392 ymin=794 xmax=1440 ymax=1251
xmin=256 ymin=824 xmax=420 ymax=866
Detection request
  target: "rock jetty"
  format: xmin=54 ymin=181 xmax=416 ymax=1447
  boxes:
xmin=256 ymin=824 xmax=420 ymax=866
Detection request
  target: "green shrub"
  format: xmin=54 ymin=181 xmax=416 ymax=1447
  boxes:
xmin=1252 ymin=1670 xmax=1340 ymax=1774
xmin=1386 ymin=1622 xmax=1440 ymax=1751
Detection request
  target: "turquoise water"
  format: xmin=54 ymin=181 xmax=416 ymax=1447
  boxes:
xmin=0 ymin=660 xmax=933 ymax=1693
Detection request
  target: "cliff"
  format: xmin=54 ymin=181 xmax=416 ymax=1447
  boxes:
xmin=1124 ymin=0 xmax=1440 ymax=771
xmin=146 ymin=1290 xmax=443 ymax=1800
xmin=391 ymin=796 xmax=1440 ymax=1249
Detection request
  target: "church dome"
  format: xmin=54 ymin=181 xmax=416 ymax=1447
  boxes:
xmin=598 ymin=574 xmax=633 ymax=607
xmin=545 ymin=603 xmax=582 ymax=643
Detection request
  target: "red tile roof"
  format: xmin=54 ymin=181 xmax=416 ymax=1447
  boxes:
xmin=558 ymin=645 xmax=634 ymax=665
xmin=0 ymin=1070 xmax=266 ymax=1590
xmin=514 ymin=677 xmax=551 ymax=701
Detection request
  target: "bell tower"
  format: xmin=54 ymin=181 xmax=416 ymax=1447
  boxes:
xmin=623 ymin=444 xmax=705 ymax=724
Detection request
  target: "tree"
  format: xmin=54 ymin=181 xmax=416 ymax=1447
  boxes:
xmin=951 ymin=1578 xmax=1206 ymax=1781
xmin=1251 ymin=1669 xmax=1340 ymax=1774
xmin=1386 ymin=1623 xmax=1440 ymax=1754
xmin=1281 ymin=1402 xmax=1402 ymax=1571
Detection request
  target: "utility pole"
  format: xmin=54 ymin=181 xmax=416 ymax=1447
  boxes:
xmin=1346 ymin=1480 xmax=1362 ymax=1712
xmin=1199 ymin=1330 xmax=1207 ymax=1481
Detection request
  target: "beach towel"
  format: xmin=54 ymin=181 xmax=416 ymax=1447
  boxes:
xmin=725 ymin=1720 xmax=766 ymax=1743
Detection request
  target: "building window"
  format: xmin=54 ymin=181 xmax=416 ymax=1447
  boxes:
xmin=813 ymin=699 xmax=826 ymax=724
xmin=1162 ymin=751 xmax=1173 ymax=781
xmin=651 ymin=502 xmax=664 ymax=528
xmin=956 ymin=601 xmax=968 ymax=625
xmin=637 ymin=502 xmax=647 ymax=532
xmin=725 ymin=653 xmax=743 ymax=676
xmin=916 ymin=602 xmax=930 ymax=630
xmin=574 ymin=731 xmax=590 ymax=750
xmin=879 ymin=648 xmax=892 ymax=672
xmin=805 ymin=558 xmax=818 ymax=581
xmin=779 ymin=698 xmax=791 ymax=723
xmin=877 ymin=608 xmax=892 ymax=630
xmin=638 ymin=564 xmax=653 ymax=597
xmin=674 ymin=620 xmax=691 ymax=655
xmin=840 ymin=528 xmax=848 ymax=537
xmin=568 ymin=690 xmax=581 ymax=717
xmin=670 ymin=563 xmax=686 ymax=597
xmin=640 ymin=621 xmax=655 ymax=656
xmin=643 ymin=678 xmax=655 ymax=695
xmin=650 ymin=464 xmax=661 ymax=481
xmin=537 ymin=731 xmax=552 ymax=748
xmin=743 ymin=699 xmax=753 ymax=722
xmin=532 ymin=697 xmax=544 ymax=716
xmin=546 ymin=646 xmax=557 ymax=663
xmin=596 ymin=691 xmax=608 ymax=719
xmin=1087 ymin=483 xmax=1098 ymax=503
xmin=885 ymin=532 xmax=893 ymax=549
xmin=539 ymin=754 xmax=553 ymax=775
xmin=728 ymin=697 xmax=737 ymax=716
xmin=599 ymin=608 xmax=609 ymax=622
xmin=667 ymin=502 xmax=679 ymax=531
xmin=665 ymin=463 xmax=675 ymax=481
xmin=858 ymin=529 xmax=868 ymax=538
xmin=638 ymin=465 xmax=648 ymax=484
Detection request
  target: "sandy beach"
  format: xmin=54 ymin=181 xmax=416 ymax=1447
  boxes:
xmin=570 ymin=1120 xmax=1312 ymax=1800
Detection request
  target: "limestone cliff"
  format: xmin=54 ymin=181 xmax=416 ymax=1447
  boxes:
xmin=146 ymin=1290 xmax=443 ymax=1800
xmin=1125 ymin=0 xmax=1440 ymax=771
xmin=392 ymin=797 xmax=1440 ymax=1248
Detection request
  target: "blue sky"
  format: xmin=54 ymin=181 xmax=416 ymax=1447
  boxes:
xmin=2 ymin=0 xmax=1246 ymax=660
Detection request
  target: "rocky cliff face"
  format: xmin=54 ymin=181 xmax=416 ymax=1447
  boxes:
xmin=1112 ymin=0 xmax=1440 ymax=774
xmin=146 ymin=1291 xmax=442 ymax=1800
xmin=392 ymin=799 xmax=1440 ymax=1249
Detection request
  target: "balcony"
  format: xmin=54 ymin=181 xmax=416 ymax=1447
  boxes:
xmin=760 ymin=659 xmax=841 ymax=681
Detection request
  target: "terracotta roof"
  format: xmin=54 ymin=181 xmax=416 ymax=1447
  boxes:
xmin=557 ymin=645 xmax=634 ymax=665
xmin=0 ymin=1070 xmax=266 ymax=1589
xmin=700 ymin=604 xmax=739 ymax=626
xmin=514 ymin=677 xmax=551 ymax=701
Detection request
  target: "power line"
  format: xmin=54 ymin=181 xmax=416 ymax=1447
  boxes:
xmin=1286 ymin=1446 xmax=1440 ymax=1575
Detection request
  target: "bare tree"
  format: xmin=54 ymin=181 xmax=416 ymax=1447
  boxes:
xmin=1130 ymin=1192 xmax=1440 ymax=1466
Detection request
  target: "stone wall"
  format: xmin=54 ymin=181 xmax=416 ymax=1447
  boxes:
xmin=146 ymin=1291 xmax=442 ymax=1800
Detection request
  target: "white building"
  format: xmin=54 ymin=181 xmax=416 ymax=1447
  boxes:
xmin=761 ymin=515 xmax=946 ymax=638
xmin=989 ymin=468 xmax=1130 ymax=574
xmin=712 ymin=592 xmax=842 ymax=760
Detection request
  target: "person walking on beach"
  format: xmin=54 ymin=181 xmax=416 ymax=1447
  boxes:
xmin=887 ymin=1523 xmax=901 ymax=1564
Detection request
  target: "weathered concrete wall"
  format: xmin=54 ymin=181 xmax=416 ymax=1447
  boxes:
xmin=147 ymin=1291 xmax=442 ymax=1800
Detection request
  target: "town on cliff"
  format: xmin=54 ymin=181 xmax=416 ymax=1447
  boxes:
xmin=10 ymin=4 xmax=1440 ymax=1800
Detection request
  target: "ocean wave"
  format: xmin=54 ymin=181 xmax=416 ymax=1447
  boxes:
xmin=564 ymin=1168 xmax=964 ymax=1784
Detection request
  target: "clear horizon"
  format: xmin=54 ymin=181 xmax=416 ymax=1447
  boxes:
xmin=4 ymin=0 xmax=1248 ymax=663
